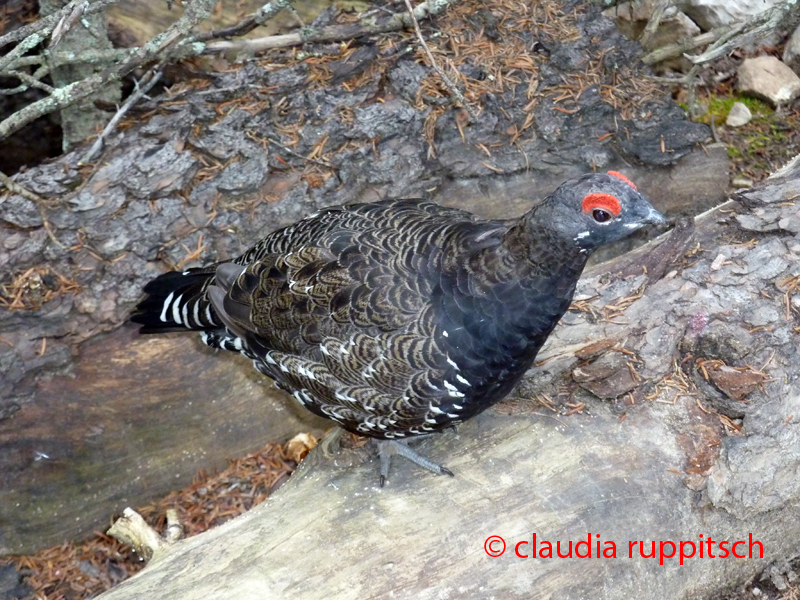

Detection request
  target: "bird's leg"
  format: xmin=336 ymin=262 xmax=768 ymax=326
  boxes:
xmin=375 ymin=438 xmax=454 ymax=487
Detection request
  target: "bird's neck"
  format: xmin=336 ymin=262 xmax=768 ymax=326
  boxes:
xmin=447 ymin=220 xmax=589 ymax=351
xmin=436 ymin=223 xmax=590 ymax=407
xmin=500 ymin=220 xmax=589 ymax=283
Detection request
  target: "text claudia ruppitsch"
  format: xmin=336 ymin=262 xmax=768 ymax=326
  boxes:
xmin=484 ymin=533 xmax=764 ymax=565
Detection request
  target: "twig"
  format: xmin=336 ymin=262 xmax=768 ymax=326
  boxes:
xmin=0 ymin=27 xmax=49 ymax=74
xmin=641 ymin=29 xmax=723 ymax=65
xmin=685 ymin=64 xmax=703 ymax=117
xmin=0 ymin=0 xmax=217 ymax=143
xmin=204 ymin=31 xmax=304 ymax=53
xmin=197 ymin=0 xmax=297 ymax=41
xmin=285 ymin=5 xmax=305 ymax=28
xmin=646 ymin=61 xmax=703 ymax=117
xmin=0 ymin=170 xmax=46 ymax=204
xmin=202 ymin=0 xmax=459 ymax=54
xmin=81 ymin=68 xmax=163 ymax=164
xmin=107 ymin=507 xmax=182 ymax=562
xmin=709 ymin=115 xmax=720 ymax=143
xmin=264 ymin=136 xmax=332 ymax=168
xmin=5 ymin=69 xmax=55 ymax=94
xmin=2 ymin=48 xmax=132 ymax=70
xmin=401 ymin=0 xmax=478 ymax=120
xmin=0 ymin=0 xmax=119 ymax=50
xmin=49 ymin=0 xmax=91 ymax=49
xmin=638 ymin=0 xmax=671 ymax=49
xmin=686 ymin=0 xmax=799 ymax=64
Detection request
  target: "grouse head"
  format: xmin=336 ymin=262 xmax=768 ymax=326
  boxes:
xmin=529 ymin=171 xmax=666 ymax=253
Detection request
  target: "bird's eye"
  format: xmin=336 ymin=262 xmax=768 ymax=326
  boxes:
xmin=592 ymin=209 xmax=612 ymax=223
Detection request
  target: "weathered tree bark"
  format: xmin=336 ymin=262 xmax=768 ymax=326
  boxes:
xmin=95 ymin=158 xmax=800 ymax=599
xmin=40 ymin=0 xmax=122 ymax=150
xmin=0 ymin=0 xmax=731 ymax=554
xmin=0 ymin=328 xmax=330 ymax=553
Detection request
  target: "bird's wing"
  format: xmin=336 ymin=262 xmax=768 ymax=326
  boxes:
xmin=208 ymin=199 xmax=500 ymax=436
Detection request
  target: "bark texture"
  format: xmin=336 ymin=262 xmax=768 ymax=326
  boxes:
xmin=40 ymin=0 xmax=121 ymax=150
xmin=96 ymin=157 xmax=800 ymax=599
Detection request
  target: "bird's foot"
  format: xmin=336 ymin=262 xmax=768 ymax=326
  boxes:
xmin=374 ymin=438 xmax=454 ymax=487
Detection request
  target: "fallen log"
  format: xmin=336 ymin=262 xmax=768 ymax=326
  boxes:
xmin=95 ymin=156 xmax=800 ymax=598
xmin=0 ymin=0 xmax=729 ymax=554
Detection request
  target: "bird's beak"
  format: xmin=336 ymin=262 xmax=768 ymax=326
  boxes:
xmin=643 ymin=204 xmax=668 ymax=226
xmin=631 ymin=193 xmax=668 ymax=227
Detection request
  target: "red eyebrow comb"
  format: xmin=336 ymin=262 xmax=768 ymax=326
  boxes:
xmin=582 ymin=192 xmax=621 ymax=217
xmin=607 ymin=171 xmax=637 ymax=190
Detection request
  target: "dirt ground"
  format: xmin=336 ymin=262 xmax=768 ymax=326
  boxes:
xmin=686 ymin=48 xmax=800 ymax=186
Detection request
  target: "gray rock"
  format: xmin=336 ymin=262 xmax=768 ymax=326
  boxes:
xmin=737 ymin=56 xmax=800 ymax=107
xmin=783 ymin=23 xmax=800 ymax=75
xmin=603 ymin=3 xmax=700 ymax=72
xmin=675 ymin=0 xmax=779 ymax=31
xmin=603 ymin=0 xmax=680 ymax=24
xmin=726 ymin=101 xmax=752 ymax=127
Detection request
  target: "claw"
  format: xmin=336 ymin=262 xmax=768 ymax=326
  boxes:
xmin=374 ymin=438 xmax=454 ymax=486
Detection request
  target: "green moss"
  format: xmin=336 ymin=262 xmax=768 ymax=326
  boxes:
xmin=737 ymin=96 xmax=772 ymax=114
xmin=706 ymin=95 xmax=734 ymax=120
xmin=697 ymin=93 xmax=772 ymax=124
xmin=769 ymin=124 xmax=788 ymax=141
xmin=740 ymin=133 xmax=779 ymax=158
xmin=727 ymin=146 xmax=743 ymax=158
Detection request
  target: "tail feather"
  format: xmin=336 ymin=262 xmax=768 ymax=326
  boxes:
xmin=131 ymin=268 xmax=220 ymax=333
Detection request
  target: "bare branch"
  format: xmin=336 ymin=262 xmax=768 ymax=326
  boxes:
xmin=686 ymin=0 xmax=799 ymax=64
xmin=0 ymin=29 xmax=48 ymax=73
xmin=107 ymin=508 xmax=178 ymax=562
xmin=643 ymin=0 xmax=800 ymax=116
xmin=641 ymin=29 xmax=723 ymax=65
xmin=0 ymin=171 xmax=67 ymax=249
xmin=638 ymin=0 xmax=671 ymax=48
xmin=6 ymin=69 xmax=55 ymax=94
xmin=50 ymin=0 xmax=91 ymax=48
xmin=0 ymin=170 xmax=46 ymax=204
xmin=0 ymin=0 xmax=119 ymax=50
xmin=3 ymin=48 xmax=133 ymax=70
xmin=0 ymin=0 xmax=217 ymax=143
xmin=197 ymin=0 xmax=297 ymax=41
xmin=202 ymin=0 xmax=459 ymax=54
xmin=0 ymin=0 xmax=462 ymax=147
xmin=80 ymin=68 xmax=163 ymax=164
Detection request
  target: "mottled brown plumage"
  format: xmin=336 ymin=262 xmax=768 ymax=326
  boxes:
xmin=132 ymin=171 xmax=665 ymax=481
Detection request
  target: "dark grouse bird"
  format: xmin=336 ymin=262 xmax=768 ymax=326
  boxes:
xmin=131 ymin=171 xmax=665 ymax=484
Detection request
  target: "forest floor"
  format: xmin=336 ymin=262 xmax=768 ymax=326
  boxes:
xmin=1 ymin=435 xmax=318 ymax=600
xmin=5 ymin=89 xmax=800 ymax=599
xmin=2 ymin=1 xmax=800 ymax=599
xmin=687 ymin=48 xmax=800 ymax=186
